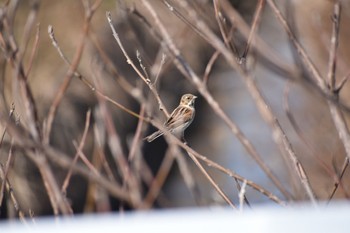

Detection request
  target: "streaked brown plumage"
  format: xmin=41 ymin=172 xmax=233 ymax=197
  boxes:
xmin=146 ymin=94 xmax=197 ymax=142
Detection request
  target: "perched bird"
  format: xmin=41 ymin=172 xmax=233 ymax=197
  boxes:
xmin=145 ymin=94 xmax=197 ymax=142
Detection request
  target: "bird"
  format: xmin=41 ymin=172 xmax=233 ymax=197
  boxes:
xmin=145 ymin=94 xmax=197 ymax=142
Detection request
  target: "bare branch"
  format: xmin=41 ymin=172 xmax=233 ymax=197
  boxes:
xmin=146 ymin=0 xmax=291 ymax=200
xmin=327 ymin=0 xmax=341 ymax=91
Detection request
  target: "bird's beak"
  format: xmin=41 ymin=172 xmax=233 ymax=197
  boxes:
xmin=194 ymin=95 xmax=198 ymax=99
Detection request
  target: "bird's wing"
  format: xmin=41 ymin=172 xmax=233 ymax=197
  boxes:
xmin=165 ymin=106 xmax=194 ymax=130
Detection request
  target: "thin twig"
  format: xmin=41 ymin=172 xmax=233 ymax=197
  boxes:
xmin=336 ymin=72 xmax=350 ymax=92
xmin=48 ymin=26 xmax=148 ymax=121
xmin=327 ymin=101 xmax=350 ymax=167
xmin=72 ymin=142 xmax=100 ymax=176
xmin=163 ymin=1 xmax=209 ymax=42
xmin=61 ymin=109 xmax=92 ymax=194
xmin=156 ymin=126 xmax=286 ymax=206
xmin=47 ymin=25 xmax=76 ymax=72
xmin=136 ymin=50 xmax=151 ymax=81
xmin=241 ymin=0 xmax=265 ymax=61
xmin=328 ymin=157 xmax=349 ymax=202
xmin=2 ymin=0 xmax=74 ymax=214
xmin=106 ymin=11 xmax=170 ymax=117
xmin=185 ymin=149 xmax=236 ymax=209
xmin=327 ymin=0 xmax=341 ymax=91
xmin=25 ymin=23 xmax=40 ymax=78
xmin=148 ymin=0 xmax=291 ymax=200
xmin=324 ymin=1 xmax=350 ymax=190
xmin=27 ymin=150 xmax=73 ymax=215
xmin=212 ymin=0 xmax=238 ymax=57
xmin=185 ymin=145 xmax=286 ymax=206
xmin=128 ymin=105 xmax=146 ymax=162
xmin=107 ymin=7 xmax=282 ymax=204
xmin=266 ymin=0 xmax=326 ymax=91
xmin=176 ymin=0 xmax=320 ymax=204
xmin=0 ymin=114 xmax=133 ymax=205
xmin=0 ymin=139 xmax=13 ymax=205
xmin=44 ymin=0 xmax=100 ymax=144
xmin=221 ymin=1 xmax=317 ymax=204
xmin=11 ymin=1 xmax=41 ymax=140
xmin=106 ymin=16 xmax=202 ymax=204
xmin=142 ymin=148 xmax=175 ymax=208
xmin=18 ymin=0 xmax=39 ymax=69
xmin=153 ymin=53 xmax=166 ymax=85
xmin=283 ymin=81 xmax=345 ymax=193
xmin=92 ymin=69 xmax=143 ymax=208
xmin=106 ymin=13 xmax=150 ymax=85
xmin=268 ymin=0 xmax=350 ymax=203
xmin=0 ymin=163 xmax=26 ymax=222
xmin=214 ymin=0 xmax=298 ymax=78
xmin=88 ymin=26 xmax=144 ymax=102
xmin=0 ymin=104 xmax=15 ymax=149
xmin=141 ymin=107 xmax=286 ymax=205
xmin=203 ymin=50 xmax=220 ymax=85
xmin=173 ymin=146 xmax=203 ymax=206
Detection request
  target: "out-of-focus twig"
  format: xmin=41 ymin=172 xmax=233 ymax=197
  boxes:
xmin=266 ymin=0 xmax=326 ymax=91
xmin=185 ymin=149 xmax=236 ymax=208
xmin=106 ymin=11 xmax=204 ymax=205
xmin=49 ymin=24 xmax=145 ymax=121
xmin=142 ymin=148 xmax=175 ymax=208
xmin=203 ymin=50 xmax=220 ymax=85
xmin=240 ymin=0 xmax=265 ymax=62
xmin=0 ymin=139 xmax=13 ymax=206
xmin=106 ymin=12 xmax=169 ymax=117
xmin=0 ymin=113 xmax=133 ymax=206
xmin=212 ymin=0 xmax=238 ymax=57
xmin=148 ymin=119 xmax=286 ymax=206
xmin=328 ymin=157 xmax=349 ymax=202
xmin=212 ymin=0 xmax=298 ymax=79
xmin=61 ymin=109 xmax=93 ymax=194
xmin=92 ymin=65 xmax=143 ymax=208
xmin=1 ymin=0 xmax=74 ymax=215
xmin=283 ymin=81 xmax=348 ymax=197
xmin=172 ymin=0 xmax=321 ymax=204
xmin=323 ymin=1 xmax=350 ymax=199
xmin=147 ymin=0 xmax=292 ymax=200
xmin=0 ymin=163 xmax=26 ymax=222
xmin=128 ymin=105 xmax=146 ymax=162
xmin=327 ymin=1 xmax=341 ymax=91
xmin=44 ymin=0 xmax=102 ymax=144
xmin=25 ymin=23 xmax=40 ymax=78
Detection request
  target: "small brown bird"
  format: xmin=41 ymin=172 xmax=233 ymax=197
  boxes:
xmin=145 ymin=94 xmax=197 ymax=142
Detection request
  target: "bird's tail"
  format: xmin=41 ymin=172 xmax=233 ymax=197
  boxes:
xmin=145 ymin=130 xmax=164 ymax=142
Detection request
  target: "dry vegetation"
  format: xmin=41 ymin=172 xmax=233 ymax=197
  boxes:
xmin=0 ymin=0 xmax=350 ymax=221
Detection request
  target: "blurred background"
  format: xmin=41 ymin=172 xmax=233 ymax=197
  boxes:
xmin=1 ymin=0 xmax=350 ymax=219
